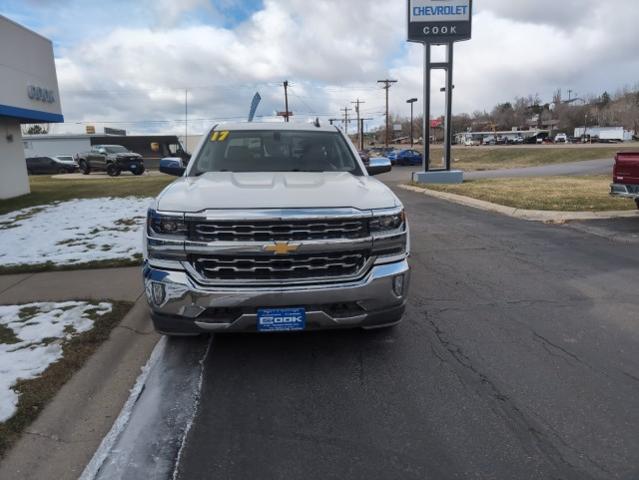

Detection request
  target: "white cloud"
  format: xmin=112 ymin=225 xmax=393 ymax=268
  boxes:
xmin=47 ymin=0 xmax=639 ymax=134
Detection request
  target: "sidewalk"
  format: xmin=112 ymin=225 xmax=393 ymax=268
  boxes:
xmin=0 ymin=267 xmax=142 ymax=304
xmin=0 ymin=267 xmax=160 ymax=480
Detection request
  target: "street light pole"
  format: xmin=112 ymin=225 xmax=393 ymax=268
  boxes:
xmin=407 ymin=98 xmax=418 ymax=147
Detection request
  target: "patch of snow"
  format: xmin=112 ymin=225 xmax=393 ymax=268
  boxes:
xmin=0 ymin=197 xmax=152 ymax=266
xmin=0 ymin=301 xmax=112 ymax=423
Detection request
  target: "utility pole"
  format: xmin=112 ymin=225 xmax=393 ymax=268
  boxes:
xmin=407 ymin=98 xmax=418 ymax=147
xmin=568 ymin=89 xmax=572 ymax=102
xmin=351 ymin=98 xmax=365 ymax=150
xmin=185 ymin=89 xmax=188 ymax=153
xmin=359 ymin=118 xmax=373 ymax=150
xmin=283 ymin=80 xmax=290 ymax=122
xmin=341 ymin=107 xmax=351 ymax=135
xmin=378 ymin=79 xmax=397 ymax=148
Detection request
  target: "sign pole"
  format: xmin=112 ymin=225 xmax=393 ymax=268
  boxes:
xmin=423 ymin=44 xmax=431 ymax=173
xmin=409 ymin=0 xmax=471 ymax=184
xmin=444 ymin=42 xmax=454 ymax=171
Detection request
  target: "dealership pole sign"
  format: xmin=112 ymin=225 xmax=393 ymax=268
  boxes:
xmin=408 ymin=0 xmax=472 ymax=44
xmin=408 ymin=0 xmax=472 ymax=179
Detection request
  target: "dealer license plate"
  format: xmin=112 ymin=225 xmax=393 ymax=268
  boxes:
xmin=257 ymin=308 xmax=306 ymax=332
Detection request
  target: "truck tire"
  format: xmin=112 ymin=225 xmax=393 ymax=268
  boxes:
xmin=107 ymin=163 xmax=121 ymax=177
xmin=79 ymin=161 xmax=90 ymax=175
xmin=635 ymin=199 xmax=639 ymax=210
xmin=133 ymin=166 xmax=146 ymax=176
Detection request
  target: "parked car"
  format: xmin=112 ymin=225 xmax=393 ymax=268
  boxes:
xmin=145 ymin=123 xmax=408 ymax=335
xmin=26 ymin=156 xmax=78 ymax=175
xmin=508 ymin=136 xmax=524 ymax=145
xmin=75 ymin=145 xmax=145 ymax=177
xmin=358 ymin=149 xmax=371 ymax=165
xmin=370 ymin=147 xmax=395 ymax=158
xmin=610 ymin=151 xmax=639 ymax=209
xmin=483 ymin=136 xmax=496 ymax=146
xmin=387 ymin=149 xmax=422 ymax=166
xmin=555 ymin=133 xmax=568 ymax=143
xmin=463 ymin=138 xmax=480 ymax=146
xmin=53 ymin=155 xmax=78 ymax=165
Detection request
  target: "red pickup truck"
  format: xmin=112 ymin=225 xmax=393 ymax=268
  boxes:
xmin=611 ymin=152 xmax=639 ymax=209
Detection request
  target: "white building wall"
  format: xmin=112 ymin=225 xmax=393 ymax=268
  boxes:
xmin=0 ymin=118 xmax=29 ymax=199
xmin=0 ymin=15 xmax=62 ymax=118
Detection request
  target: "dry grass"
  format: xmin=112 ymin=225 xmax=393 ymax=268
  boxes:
xmin=0 ymin=175 xmax=174 ymax=216
xmin=419 ymin=175 xmax=636 ymax=212
xmin=0 ymin=255 xmax=143 ymax=276
xmin=0 ymin=301 xmax=133 ymax=458
xmin=423 ymin=146 xmax=627 ymax=172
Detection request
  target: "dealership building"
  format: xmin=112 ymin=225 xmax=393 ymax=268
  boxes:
xmin=0 ymin=15 xmax=63 ymax=199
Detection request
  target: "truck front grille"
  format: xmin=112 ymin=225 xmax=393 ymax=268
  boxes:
xmin=190 ymin=251 xmax=368 ymax=283
xmin=189 ymin=219 xmax=369 ymax=242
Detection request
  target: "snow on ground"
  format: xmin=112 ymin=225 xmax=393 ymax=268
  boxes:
xmin=0 ymin=197 xmax=152 ymax=266
xmin=0 ymin=301 xmax=112 ymax=423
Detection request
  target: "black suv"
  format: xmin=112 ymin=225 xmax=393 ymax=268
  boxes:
xmin=76 ymin=145 xmax=145 ymax=176
xmin=26 ymin=156 xmax=78 ymax=175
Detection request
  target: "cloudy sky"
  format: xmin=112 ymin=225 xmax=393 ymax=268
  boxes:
xmin=2 ymin=0 xmax=638 ymax=135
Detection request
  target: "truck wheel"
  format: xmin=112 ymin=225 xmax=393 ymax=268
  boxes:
xmin=133 ymin=166 xmax=146 ymax=176
xmin=635 ymin=199 xmax=639 ymax=210
xmin=79 ymin=161 xmax=90 ymax=175
xmin=107 ymin=164 xmax=121 ymax=177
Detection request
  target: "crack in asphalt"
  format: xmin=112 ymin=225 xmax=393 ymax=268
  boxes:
xmin=22 ymin=429 xmax=85 ymax=444
xmin=115 ymin=324 xmax=155 ymax=335
xmin=425 ymin=315 xmax=604 ymax=480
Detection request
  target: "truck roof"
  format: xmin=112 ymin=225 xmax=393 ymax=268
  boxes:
xmin=211 ymin=122 xmax=341 ymax=133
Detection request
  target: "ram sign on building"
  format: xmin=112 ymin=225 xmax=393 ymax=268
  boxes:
xmin=0 ymin=15 xmax=63 ymax=199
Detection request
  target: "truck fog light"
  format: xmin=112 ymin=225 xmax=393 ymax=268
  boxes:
xmin=392 ymin=275 xmax=405 ymax=297
xmin=151 ymin=282 xmax=166 ymax=306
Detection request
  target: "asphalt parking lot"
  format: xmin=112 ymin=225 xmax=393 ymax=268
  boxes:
xmin=168 ymin=186 xmax=639 ymax=480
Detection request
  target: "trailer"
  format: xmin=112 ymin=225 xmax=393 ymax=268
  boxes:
xmin=22 ymin=134 xmax=188 ymax=169
xmin=573 ymin=127 xmax=634 ymax=143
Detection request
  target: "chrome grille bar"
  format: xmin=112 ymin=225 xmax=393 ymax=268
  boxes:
xmin=190 ymin=219 xmax=369 ymax=242
xmin=190 ymin=252 xmax=369 ymax=283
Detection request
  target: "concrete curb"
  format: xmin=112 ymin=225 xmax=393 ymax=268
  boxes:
xmin=0 ymin=297 xmax=160 ymax=480
xmin=399 ymin=184 xmax=639 ymax=223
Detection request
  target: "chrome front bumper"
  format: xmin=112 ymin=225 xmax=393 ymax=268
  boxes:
xmin=143 ymin=260 xmax=410 ymax=334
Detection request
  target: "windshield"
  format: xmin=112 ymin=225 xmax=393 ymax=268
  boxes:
xmin=190 ymin=130 xmax=363 ymax=176
xmin=104 ymin=146 xmax=129 ymax=153
xmin=56 ymin=156 xmax=74 ymax=162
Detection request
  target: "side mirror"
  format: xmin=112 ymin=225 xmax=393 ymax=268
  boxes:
xmin=159 ymin=157 xmax=186 ymax=177
xmin=366 ymin=157 xmax=392 ymax=176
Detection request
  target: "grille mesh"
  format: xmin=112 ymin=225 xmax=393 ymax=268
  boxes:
xmin=189 ymin=219 xmax=369 ymax=242
xmin=191 ymin=251 xmax=367 ymax=282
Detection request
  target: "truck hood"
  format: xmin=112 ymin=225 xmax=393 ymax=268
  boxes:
xmin=156 ymin=172 xmax=399 ymax=212
xmin=115 ymin=153 xmax=142 ymax=159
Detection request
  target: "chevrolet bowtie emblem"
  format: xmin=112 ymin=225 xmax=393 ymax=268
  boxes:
xmin=263 ymin=242 xmax=300 ymax=255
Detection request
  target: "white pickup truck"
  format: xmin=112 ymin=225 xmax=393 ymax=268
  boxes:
xmin=143 ymin=123 xmax=410 ymax=335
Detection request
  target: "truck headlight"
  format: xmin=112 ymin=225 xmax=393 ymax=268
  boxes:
xmin=370 ymin=210 xmax=405 ymax=232
xmin=147 ymin=209 xmax=187 ymax=237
